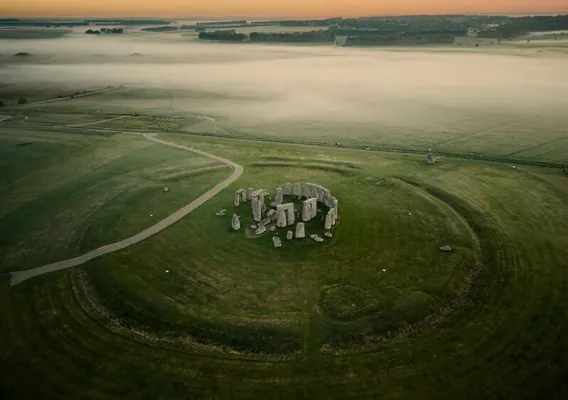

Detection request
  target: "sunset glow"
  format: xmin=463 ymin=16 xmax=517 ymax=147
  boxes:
xmin=2 ymin=0 xmax=568 ymax=18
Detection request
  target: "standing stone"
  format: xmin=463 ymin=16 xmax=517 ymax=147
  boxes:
xmin=332 ymin=197 xmax=339 ymax=219
xmin=295 ymin=222 xmax=306 ymax=238
xmin=318 ymin=189 xmax=326 ymax=203
xmin=274 ymin=187 xmax=284 ymax=205
xmin=284 ymin=183 xmax=292 ymax=195
xmin=231 ymin=214 xmax=241 ymax=231
xmin=252 ymin=197 xmax=262 ymax=222
xmin=293 ymin=183 xmax=302 ymax=199
xmin=247 ymin=187 xmax=254 ymax=200
xmin=310 ymin=199 xmax=318 ymax=218
xmin=272 ymin=236 xmax=282 ymax=248
xmin=302 ymin=200 xmax=311 ymax=222
xmin=302 ymin=184 xmax=311 ymax=199
xmin=311 ymin=186 xmax=320 ymax=200
xmin=324 ymin=210 xmax=333 ymax=230
xmin=276 ymin=209 xmax=287 ymax=228
xmin=240 ymin=190 xmax=247 ymax=202
xmin=234 ymin=190 xmax=242 ymax=207
xmin=330 ymin=208 xmax=337 ymax=225
xmin=277 ymin=203 xmax=295 ymax=226
xmin=427 ymin=152 xmax=435 ymax=165
xmin=286 ymin=230 xmax=294 ymax=240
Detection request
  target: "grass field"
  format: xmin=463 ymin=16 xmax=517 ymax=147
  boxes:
xmin=1 ymin=122 xmax=568 ymax=399
xmin=1 ymin=35 xmax=568 ymax=399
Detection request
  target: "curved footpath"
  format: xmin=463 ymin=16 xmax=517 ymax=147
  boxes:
xmin=8 ymin=133 xmax=244 ymax=287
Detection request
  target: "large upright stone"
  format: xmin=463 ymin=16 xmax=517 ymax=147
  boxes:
xmin=330 ymin=207 xmax=337 ymax=225
xmin=286 ymin=230 xmax=294 ymax=240
xmin=274 ymin=187 xmax=284 ymax=205
xmin=295 ymin=222 xmax=306 ymax=238
xmin=284 ymin=183 xmax=292 ymax=195
xmin=302 ymin=184 xmax=311 ymax=199
xmin=311 ymin=186 xmax=320 ymax=200
xmin=293 ymin=183 xmax=302 ymax=199
xmin=277 ymin=203 xmax=295 ymax=226
xmin=310 ymin=199 xmax=318 ymax=218
xmin=231 ymin=214 xmax=241 ymax=230
xmin=318 ymin=189 xmax=326 ymax=203
xmin=247 ymin=187 xmax=254 ymax=200
xmin=276 ymin=209 xmax=287 ymax=228
xmin=234 ymin=189 xmax=244 ymax=207
xmin=240 ymin=190 xmax=247 ymax=202
xmin=301 ymin=198 xmax=316 ymax=222
xmin=324 ymin=210 xmax=333 ymax=230
xmin=332 ymin=197 xmax=339 ymax=219
xmin=251 ymin=197 xmax=262 ymax=222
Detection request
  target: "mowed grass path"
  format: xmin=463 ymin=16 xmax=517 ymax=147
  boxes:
xmin=1 ymin=131 xmax=568 ymax=399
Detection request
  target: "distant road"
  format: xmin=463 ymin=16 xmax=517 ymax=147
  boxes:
xmin=8 ymin=133 xmax=243 ymax=287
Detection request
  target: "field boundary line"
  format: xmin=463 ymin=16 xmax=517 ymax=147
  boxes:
xmin=8 ymin=133 xmax=243 ymax=287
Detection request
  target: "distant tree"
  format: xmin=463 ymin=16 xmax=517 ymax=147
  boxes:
xmin=18 ymin=98 xmax=27 ymax=105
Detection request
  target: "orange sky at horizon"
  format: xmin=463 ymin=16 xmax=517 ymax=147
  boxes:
xmin=2 ymin=0 xmax=568 ymax=18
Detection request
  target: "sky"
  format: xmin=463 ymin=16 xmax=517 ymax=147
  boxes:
xmin=1 ymin=0 xmax=568 ymax=18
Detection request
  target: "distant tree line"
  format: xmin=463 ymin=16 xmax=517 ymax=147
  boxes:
xmin=198 ymin=30 xmax=247 ymax=41
xmin=477 ymin=14 xmax=568 ymax=38
xmin=85 ymin=19 xmax=170 ymax=25
xmin=141 ymin=26 xmax=178 ymax=32
xmin=250 ymin=29 xmax=334 ymax=43
xmin=85 ymin=28 xmax=124 ymax=35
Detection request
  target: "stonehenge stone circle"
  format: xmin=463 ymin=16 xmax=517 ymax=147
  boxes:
xmin=231 ymin=183 xmax=339 ymax=247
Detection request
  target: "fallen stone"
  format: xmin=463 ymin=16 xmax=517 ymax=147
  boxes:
xmin=254 ymin=225 xmax=267 ymax=236
xmin=269 ymin=226 xmax=276 ymax=232
xmin=313 ymin=236 xmax=324 ymax=243
xmin=286 ymin=231 xmax=294 ymax=240
xmin=439 ymin=245 xmax=453 ymax=252
xmin=324 ymin=231 xmax=333 ymax=238
xmin=250 ymin=224 xmax=257 ymax=229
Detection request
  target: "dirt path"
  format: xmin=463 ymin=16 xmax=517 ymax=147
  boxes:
xmin=8 ymin=133 xmax=243 ymax=287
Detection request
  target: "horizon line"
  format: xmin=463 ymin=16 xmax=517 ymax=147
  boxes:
xmin=1 ymin=11 xmax=567 ymax=20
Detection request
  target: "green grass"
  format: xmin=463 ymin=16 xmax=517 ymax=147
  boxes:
xmin=0 ymin=128 xmax=227 ymax=272
xmin=2 ymin=129 xmax=568 ymax=399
